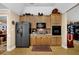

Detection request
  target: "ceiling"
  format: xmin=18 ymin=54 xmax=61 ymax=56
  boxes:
xmin=24 ymin=3 xmax=55 ymax=6
xmin=0 ymin=3 xmax=78 ymax=15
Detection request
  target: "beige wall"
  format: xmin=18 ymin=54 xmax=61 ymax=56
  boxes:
xmin=7 ymin=10 xmax=19 ymax=51
xmin=61 ymin=13 xmax=67 ymax=49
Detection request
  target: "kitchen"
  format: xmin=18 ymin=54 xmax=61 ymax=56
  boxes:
xmin=15 ymin=8 xmax=61 ymax=51
xmin=0 ymin=3 xmax=79 ymax=55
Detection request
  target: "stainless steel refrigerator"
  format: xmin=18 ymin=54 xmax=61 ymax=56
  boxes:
xmin=16 ymin=22 xmax=30 ymax=48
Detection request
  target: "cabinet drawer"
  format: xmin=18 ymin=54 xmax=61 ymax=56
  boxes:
xmin=30 ymin=36 xmax=36 ymax=45
xmin=36 ymin=36 xmax=42 ymax=45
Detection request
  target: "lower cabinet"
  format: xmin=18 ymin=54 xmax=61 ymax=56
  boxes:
xmin=56 ymin=37 xmax=61 ymax=45
xmin=30 ymin=36 xmax=36 ymax=45
xmin=36 ymin=36 xmax=41 ymax=45
xmin=51 ymin=37 xmax=61 ymax=46
xmin=31 ymin=35 xmax=61 ymax=46
xmin=51 ymin=37 xmax=57 ymax=45
xmin=31 ymin=35 xmax=51 ymax=46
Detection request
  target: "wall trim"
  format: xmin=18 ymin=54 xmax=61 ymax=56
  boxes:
xmin=7 ymin=45 xmax=15 ymax=51
xmin=62 ymin=45 xmax=67 ymax=49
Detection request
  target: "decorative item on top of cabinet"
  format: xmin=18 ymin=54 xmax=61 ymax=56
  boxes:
xmin=52 ymin=8 xmax=60 ymax=14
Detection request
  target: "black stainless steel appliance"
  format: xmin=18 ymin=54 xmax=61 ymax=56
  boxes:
xmin=36 ymin=23 xmax=46 ymax=29
xmin=52 ymin=26 xmax=61 ymax=35
xmin=16 ymin=22 xmax=30 ymax=48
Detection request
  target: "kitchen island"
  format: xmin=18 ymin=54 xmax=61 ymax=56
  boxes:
xmin=30 ymin=34 xmax=61 ymax=46
xmin=30 ymin=34 xmax=52 ymax=46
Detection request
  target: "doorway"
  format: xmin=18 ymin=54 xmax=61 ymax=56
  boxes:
xmin=0 ymin=16 xmax=7 ymax=54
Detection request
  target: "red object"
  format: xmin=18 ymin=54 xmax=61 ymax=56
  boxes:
xmin=67 ymin=34 xmax=74 ymax=48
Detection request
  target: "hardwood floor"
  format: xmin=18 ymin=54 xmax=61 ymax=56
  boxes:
xmin=0 ymin=50 xmax=5 ymax=55
xmin=1 ymin=44 xmax=79 ymax=55
xmin=1 ymin=40 xmax=79 ymax=55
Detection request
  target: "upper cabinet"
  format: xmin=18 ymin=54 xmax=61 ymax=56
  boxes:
xmin=20 ymin=15 xmax=51 ymax=28
xmin=50 ymin=8 xmax=62 ymax=26
xmin=20 ymin=8 xmax=62 ymax=28
xmin=51 ymin=14 xmax=62 ymax=25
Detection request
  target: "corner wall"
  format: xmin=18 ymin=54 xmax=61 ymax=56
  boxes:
xmin=0 ymin=10 xmax=19 ymax=51
xmin=61 ymin=13 xmax=67 ymax=49
xmin=7 ymin=10 xmax=19 ymax=51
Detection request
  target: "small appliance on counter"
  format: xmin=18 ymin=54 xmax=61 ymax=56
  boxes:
xmin=37 ymin=28 xmax=47 ymax=34
xmin=31 ymin=28 xmax=37 ymax=34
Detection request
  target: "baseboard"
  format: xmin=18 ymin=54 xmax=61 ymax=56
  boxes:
xmin=7 ymin=45 xmax=15 ymax=51
xmin=62 ymin=45 xmax=67 ymax=49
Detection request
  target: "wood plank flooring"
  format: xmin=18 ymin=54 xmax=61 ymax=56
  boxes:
xmin=2 ymin=44 xmax=79 ymax=55
xmin=1 ymin=40 xmax=79 ymax=55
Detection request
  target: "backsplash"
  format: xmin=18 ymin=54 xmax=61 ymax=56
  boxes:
xmin=31 ymin=28 xmax=51 ymax=34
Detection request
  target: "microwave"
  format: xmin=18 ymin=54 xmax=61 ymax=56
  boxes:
xmin=36 ymin=23 xmax=46 ymax=29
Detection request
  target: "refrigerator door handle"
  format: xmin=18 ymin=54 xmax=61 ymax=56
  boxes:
xmin=20 ymin=32 xmax=23 ymax=37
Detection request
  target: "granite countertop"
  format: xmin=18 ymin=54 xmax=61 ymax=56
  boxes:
xmin=31 ymin=34 xmax=52 ymax=36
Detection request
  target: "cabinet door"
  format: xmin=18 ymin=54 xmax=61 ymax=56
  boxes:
xmin=46 ymin=36 xmax=51 ymax=45
xmin=31 ymin=36 xmax=36 ymax=46
xmin=51 ymin=14 xmax=61 ymax=25
xmin=55 ymin=14 xmax=61 ymax=24
xmin=29 ymin=16 xmax=36 ymax=28
xmin=36 ymin=36 xmax=41 ymax=45
xmin=51 ymin=37 xmax=57 ymax=46
xmin=41 ymin=36 xmax=46 ymax=45
xmin=41 ymin=35 xmax=51 ymax=45
xmin=51 ymin=14 xmax=56 ymax=25
xmin=56 ymin=37 xmax=61 ymax=46
xmin=20 ymin=16 xmax=26 ymax=22
xmin=45 ymin=16 xmax=51 ymax=28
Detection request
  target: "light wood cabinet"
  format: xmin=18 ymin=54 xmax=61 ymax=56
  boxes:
xmin=30 ymin=35 xmax=52 ymax=46
xmin=45 ymin=16 xmax=51 ymax=28
xmin=20 ymin=16 xmax=26 ymax=22
xmin=50 ymin=13 xmax=62 ymax=46
xmin=36 ymin=36 xmax=42 ymax=45
xmin=56 ymin=37 xmax=61 ymax=45
xmin=51 ymin=36 xmax=61 ymax=46
xmin=20 ymin=15 xmax=51 ymax=28
xmin=30 ymin=36 xmax=36 ymax=45
xmin=51 ymin=37 xmax=57 ymax=45
xmin=51 ymin=14 xmax=61 ymax=25
xmin=31 ymin=35 xmax=61 ymax=46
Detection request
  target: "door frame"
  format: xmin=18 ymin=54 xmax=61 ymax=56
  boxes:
xmin=0 ymin=14 xmax=8 ymax=52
